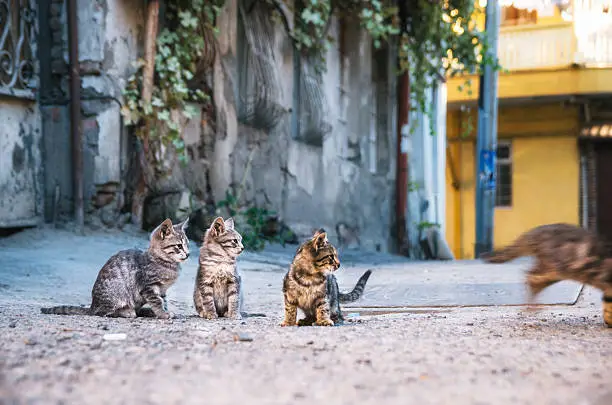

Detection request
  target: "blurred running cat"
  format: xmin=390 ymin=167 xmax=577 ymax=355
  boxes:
xmin=480 ymin=223 xmax=612 ymax=327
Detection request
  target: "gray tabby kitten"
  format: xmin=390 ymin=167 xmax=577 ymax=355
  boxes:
xmin=41 ymin=218 xmax=190 ymax=319
xmin=194 ymin=217 xmax=245 ymax=320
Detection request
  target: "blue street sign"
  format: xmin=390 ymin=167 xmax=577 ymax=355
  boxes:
xmin=479 ymin=149 xmax=496 ymax=190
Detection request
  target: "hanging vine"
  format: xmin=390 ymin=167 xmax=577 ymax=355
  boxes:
xmin=121 ymin=0 xmax=224 ymax=168
xmin=278 ymin=0 xmax=499 ymax=134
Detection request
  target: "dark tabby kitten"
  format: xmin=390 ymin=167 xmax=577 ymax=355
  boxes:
xmin=194 ymin=217 xmax=245 ymax=320
xmin=281 ymin=229 xmax=372 ymax=327
xmin=480 ymin=223 xmax=612 ymax=327
xmin=41 ymin=218 xmax=190 ymax=319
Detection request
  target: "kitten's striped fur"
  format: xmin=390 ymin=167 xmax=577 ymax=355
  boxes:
xmin=281 ymin=229 xmax=371 ymax=326
xmin=480 ymin=223 xmax=612 ymax=327
xmin=327 ymin=269 xmax=372 ymax=325
xmin=194 ymin=217 xmax=244 ymax=320
xmin=41 ymin=218 xmax=190 ymax=319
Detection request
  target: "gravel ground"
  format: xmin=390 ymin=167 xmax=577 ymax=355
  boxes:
xmin=0 ymin=226 xmax=611 ymax=405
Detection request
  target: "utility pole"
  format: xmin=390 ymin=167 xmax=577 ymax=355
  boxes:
xmin=395 ymin=0 xmax=410 ymax=256
xmin=474 ymin=0 xmax=501 ymax=257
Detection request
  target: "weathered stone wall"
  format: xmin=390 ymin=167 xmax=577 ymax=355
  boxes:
xmin=33 ymin=0 xmax=399 ymax=251
xmin=0 ymin=98 xmax=43 ymax=227
xmin=0 ymin=0 xmax=43 ymax=228
xmin=39 ymin=0 xmax=143 ymax=226
xmin=210 ymin=0 xmax=397 ymax=251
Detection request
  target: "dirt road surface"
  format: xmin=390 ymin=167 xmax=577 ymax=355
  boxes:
xmin=0 ymin=226 xmax=610 ymax=405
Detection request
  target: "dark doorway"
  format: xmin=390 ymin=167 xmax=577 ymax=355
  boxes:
xmin=595 ymin=142 xmax=612 ymax=245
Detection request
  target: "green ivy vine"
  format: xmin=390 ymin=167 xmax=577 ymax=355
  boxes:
xmin=122 ymin=0 xmax=499 ymax=171
xmin=278 ymin=0 xmax=500 ymax=134
xmin=121 ymin=0 xmax=224 ymax=166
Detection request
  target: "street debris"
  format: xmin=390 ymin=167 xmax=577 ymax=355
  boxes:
xmin=102 ymin=333 xmax=127 ymax=341
xmin=233 ymin=333 xmax=253 ymax=342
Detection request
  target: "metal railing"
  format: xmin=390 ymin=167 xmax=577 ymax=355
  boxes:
xmin=573 ymin=0 xmax=612 ymax=66
xmin=0 ymin=0 xmax=37 ymax=99
xmin=497 ymin=0 xmax=612 ymax=71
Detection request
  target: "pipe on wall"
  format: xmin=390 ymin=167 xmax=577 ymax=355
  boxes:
xmin=67 ymin=0 xmax=83 ymax=232
xmin=395 ymin=71 xmax=410 ymax=255
xmin=393 ymin=0 xmax=411 ymax=255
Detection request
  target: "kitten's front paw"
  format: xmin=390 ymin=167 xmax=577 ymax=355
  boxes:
xmin=280 ymin=320 xmax=295 ymax=327
xmin=315 ymin=319 xmax=334 ymax=327
xmin=227 ymin=312 xmax=243 ymax=320
xmin=199 ymin=311 xmax=218 ymax=320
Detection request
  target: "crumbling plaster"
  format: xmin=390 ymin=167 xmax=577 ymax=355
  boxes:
xmin=211 ymin=0 xmax=397 ymax=251
xmin=0 ymin=98 xmax=43 ymax=227
xmin=76 ymin=0 xmax=144 ymax=189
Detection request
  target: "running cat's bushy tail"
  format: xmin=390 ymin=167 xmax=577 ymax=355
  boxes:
xmin=479 ymin=229 xmax=540 ymax=263
xmin=479 ymin=244 xmax=527 ymax=263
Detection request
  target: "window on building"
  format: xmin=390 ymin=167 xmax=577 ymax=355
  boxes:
xmin=290 ymin=0 xmax=332 ymax=146
xmin=496 ymin=142 xmax=513 ymax=207
xmin=369 ymin=42 xmax=391 ymax=175
xmin=236 ymin=0 xmax=284 ymax=131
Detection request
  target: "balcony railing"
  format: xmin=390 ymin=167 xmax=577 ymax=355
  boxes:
xmin=499 ymin=22 xmax=576 ymax=70
xmin=573 ymin=0 xmax=612 ymax=66
xmin=497 ymin=0 xmax=612 ymax=71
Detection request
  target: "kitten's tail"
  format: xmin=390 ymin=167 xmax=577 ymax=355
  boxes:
xmin=479 ymin=242 xmax=528 ymax=263
xmin=40 ymin=305 xmax=91 ymax=315
xmin=240 ymin=312 xmax=267 ymax=318
xmin=339 ymin=269 xmax=372 ymax=303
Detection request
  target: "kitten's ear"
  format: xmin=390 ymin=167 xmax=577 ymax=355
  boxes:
xmin=153 ymin=218 xmax=174 ymax=240
xmin=312 ymin=228 xmax=328 ymax=251
xmin=209 ymin=216 xmax=226 ymax=237
xmin=224 ymin=217 xmax=235 ymax=230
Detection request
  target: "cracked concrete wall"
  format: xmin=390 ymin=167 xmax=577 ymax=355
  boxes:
xmin=0 ymin=0 xmax=44 ymax=228
xmin=81 ymin=0 xmax=143 ymax=186
xmin=40 ymin=0 xmax=143 ymax=222
xmin=34 ymin=0 xmax=398 ymax=249
xmin=212 ymin=0 xmax=397 ymax=252
xmin=77 ymin=0 xmax=143 ymax=203
xmin=0 ymin=98 xmax=43 ymax=227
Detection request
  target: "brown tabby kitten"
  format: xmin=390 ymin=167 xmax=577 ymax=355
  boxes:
xmin=480 ymin=223 xmax=612 ymax=327
xmin=41 ymin=218 xmax=190 ymax=319
xmin=281 ymin=229 xmax=370 ymax=327
xmin=194 ymin=217 xmax=245 ymax=320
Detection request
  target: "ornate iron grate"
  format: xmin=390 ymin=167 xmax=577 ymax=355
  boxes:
xmin=0 ymin=0 xmax=38 ymax=99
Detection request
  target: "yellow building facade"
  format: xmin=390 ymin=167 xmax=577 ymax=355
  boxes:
xmin=445 ymin=1 xmax=612 ymax=259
